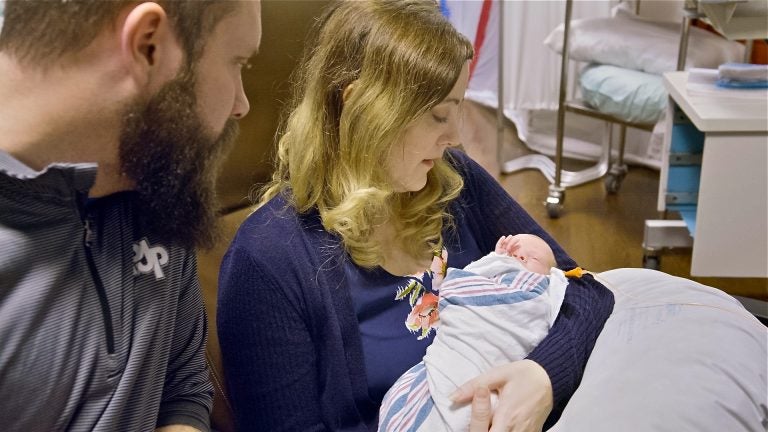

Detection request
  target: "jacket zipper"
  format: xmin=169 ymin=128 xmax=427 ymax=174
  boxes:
xmin=80 ymin=201 xmax=116 ymax=355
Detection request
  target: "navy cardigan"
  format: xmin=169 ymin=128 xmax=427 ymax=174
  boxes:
xmin=217 ymin=150 xmax=615 ymax=431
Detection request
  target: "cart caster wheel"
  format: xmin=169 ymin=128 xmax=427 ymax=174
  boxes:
xmin=643 ymin=254 xmax=660 ymax=270
xmin=605 ymin=164 xmax=627 ymax=194
xmin=604 ymin=174 xmax=622 ymax=194
xmin=545 ymin=186 xmax=565 ymax=219
xmin=546 ymin=202 xmax=562 ymax=219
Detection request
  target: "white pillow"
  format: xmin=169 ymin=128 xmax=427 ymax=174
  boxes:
xmin=549 ymin=268 xmax=768 ymax=432
xmin=543 ymin=12 xmax=745 ymax=75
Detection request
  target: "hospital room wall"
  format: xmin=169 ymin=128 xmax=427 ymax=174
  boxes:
xmin=213 ymin=0 xmax=331 ymax=213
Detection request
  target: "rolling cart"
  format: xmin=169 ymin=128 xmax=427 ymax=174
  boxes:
xmin=502 ymin=0 xmax=690 ymax=218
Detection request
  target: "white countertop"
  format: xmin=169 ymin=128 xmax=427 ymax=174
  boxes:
xmin=663 ymin=71 xmax=768 ymax=133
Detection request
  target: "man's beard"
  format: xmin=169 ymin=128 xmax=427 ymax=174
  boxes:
xmin=118 ymin=72 xmax=239 ymax=250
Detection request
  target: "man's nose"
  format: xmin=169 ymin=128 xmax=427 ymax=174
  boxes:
xmin=231 ymin=86 xmax=250 ymax=119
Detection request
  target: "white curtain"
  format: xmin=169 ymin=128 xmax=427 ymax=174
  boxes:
xmin=446 ymin=0 xmax=616 ymax=110
xmin=444 ymin=0 xmax=668 ymax=169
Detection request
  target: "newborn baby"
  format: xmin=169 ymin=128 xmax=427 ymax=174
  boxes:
xmin=379 ymin=234 xmax=569 ymax=432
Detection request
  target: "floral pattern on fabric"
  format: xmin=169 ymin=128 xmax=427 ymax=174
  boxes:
xmin=395 ymin=248 xmax=447 ymax=340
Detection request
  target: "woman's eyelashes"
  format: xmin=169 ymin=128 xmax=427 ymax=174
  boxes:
xmin=431 ymin=107 xmax=452 ymax=124
xmin=431 ymin=113 xmax=448 ymax=124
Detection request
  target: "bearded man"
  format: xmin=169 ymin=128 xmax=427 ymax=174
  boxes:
xmin=0 ymin=1 xmax=261 ymax=431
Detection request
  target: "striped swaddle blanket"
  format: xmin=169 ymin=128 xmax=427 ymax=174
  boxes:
xmin=379 ymin=253 xmax=567 ymax=431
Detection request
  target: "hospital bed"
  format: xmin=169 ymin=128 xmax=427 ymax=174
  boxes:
xmin=550 ymin=268 xmax=767 ymax=431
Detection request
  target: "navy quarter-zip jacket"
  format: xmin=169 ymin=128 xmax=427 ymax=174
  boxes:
xmin=0 ymin=150 xmax=213 ymax=431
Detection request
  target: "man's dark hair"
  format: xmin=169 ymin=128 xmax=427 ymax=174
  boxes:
xmin=0 ymin=0 xmax=237 ymax=68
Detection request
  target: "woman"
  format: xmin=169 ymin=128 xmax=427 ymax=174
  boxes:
xmin=217 ymin=1 xmax=614 ymax=430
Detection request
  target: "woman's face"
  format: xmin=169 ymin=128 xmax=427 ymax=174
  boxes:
xmin=387 ymin=62 xmax=470 ymax=193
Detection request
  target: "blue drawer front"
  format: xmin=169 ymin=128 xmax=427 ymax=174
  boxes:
xmin=667 ymin=166 xmax=701 ymax=193
xmin=667 ymin=121 xmax=703 ymax=197
xmin=670 ymin=123 xmax=704 ymax=154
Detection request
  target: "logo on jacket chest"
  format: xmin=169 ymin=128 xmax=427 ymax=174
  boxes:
xmin=132 ymin=238 xmax=169 ymax=280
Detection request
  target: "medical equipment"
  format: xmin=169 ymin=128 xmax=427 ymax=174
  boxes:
xmin=503 ymin=0 xmax=749 ymax=218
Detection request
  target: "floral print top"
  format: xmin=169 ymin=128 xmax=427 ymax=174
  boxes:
xmin=395 ymin=248 xmax=448 ymax=340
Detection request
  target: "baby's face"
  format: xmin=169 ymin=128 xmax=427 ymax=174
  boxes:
xmin=495 ymin=234 xmax=556 ymax=275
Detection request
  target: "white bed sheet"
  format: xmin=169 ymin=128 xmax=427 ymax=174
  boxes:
xmin=550 ymin=268 xmax=768 ymax=431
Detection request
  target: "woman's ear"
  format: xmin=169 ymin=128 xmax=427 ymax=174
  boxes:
xmin=342 ymin=81 xmax=357 ymax=104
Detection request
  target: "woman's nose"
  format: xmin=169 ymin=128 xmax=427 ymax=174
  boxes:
xmin=442 ymin=120 xmax=462 ymax=147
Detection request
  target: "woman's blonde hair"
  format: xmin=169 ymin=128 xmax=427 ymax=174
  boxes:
xmin=258 ymin=0 xmax=473 ymax=267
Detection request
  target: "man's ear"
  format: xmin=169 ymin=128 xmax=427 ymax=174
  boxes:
xmin=120 ymin=2 xmax=181 ymax=88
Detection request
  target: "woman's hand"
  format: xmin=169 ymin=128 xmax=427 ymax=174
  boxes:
xmin=450 ymin=359 xmax=553 ymax=432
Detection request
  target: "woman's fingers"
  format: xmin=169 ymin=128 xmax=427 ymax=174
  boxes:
xmin=449 ymin=364 xmax=506 ymax=404
xmin=453 ymin=360 xmax=554 ymax=432
xmin=468 ymin=386 xmax=492 ymax=432
xmin=449 ymin=381 xmax=475 ymax=404
xmin=490 ymin=361 xmax=553 ymax=432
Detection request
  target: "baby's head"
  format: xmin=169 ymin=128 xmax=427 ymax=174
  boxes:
xmin=495 ymin=234 xmax=556 ymax=275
